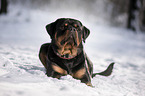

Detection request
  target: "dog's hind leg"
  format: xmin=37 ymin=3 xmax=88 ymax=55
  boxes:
xmin=39 ymin=43 xmax=51 ymax=69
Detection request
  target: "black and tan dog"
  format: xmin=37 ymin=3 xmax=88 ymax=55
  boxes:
xmin=39 ymin=18 xmax=114 ymax=86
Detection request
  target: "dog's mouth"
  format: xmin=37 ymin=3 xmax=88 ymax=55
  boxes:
xmin=54 ymin=30 xmax=82 ymax=58
xmin=59 ymin=29 xmax=80 ymax=46
xmin=56 ymin=41 xmax=78 ymax=58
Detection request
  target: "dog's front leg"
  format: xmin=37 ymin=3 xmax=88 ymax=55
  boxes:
xmin=45 ymin=60 xmax=62 ymax=79
xmin=80 ymin=72 xmax=92 ymax=86
xmin=82 ymin=62 xmax=93 ymax=86
xmin=72 ymin=61 xmax=92 ymax=86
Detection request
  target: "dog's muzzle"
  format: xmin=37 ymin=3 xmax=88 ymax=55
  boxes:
xmin=64 ymin=27 xmax=79 ymax=46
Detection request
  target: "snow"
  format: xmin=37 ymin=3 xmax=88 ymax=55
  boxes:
xmin=0 ymin=3 xmax=145 ymax=96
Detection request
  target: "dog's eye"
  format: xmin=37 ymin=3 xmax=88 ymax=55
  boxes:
xmin=74 ymin=24 xmax=78 ymax=28
xmin=60 ymin=26 xmax=64 ymax=30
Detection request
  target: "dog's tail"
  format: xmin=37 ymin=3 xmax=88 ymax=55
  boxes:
xmin=92 ymin=62 xmax=115 ymax=78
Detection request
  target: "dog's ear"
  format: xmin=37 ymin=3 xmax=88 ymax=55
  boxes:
xmin=46 ymin=22 xmax=56 ymax=39
xmin=82 ymin=26 xmax=90 ymax=43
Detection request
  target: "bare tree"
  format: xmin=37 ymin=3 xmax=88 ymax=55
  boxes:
xmin=139 ymin=0 xmax=145 ymax=31
xmin=127 ymin=0 xmax=138 ymax=31
xmin=0 ymin=0 xmax=8 ymax=14
xmin=127 ymin=0 xmax=145 ymax=32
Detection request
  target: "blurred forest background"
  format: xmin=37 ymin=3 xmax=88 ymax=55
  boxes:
xmin=0 ymin=0 xmax=145 ymax=32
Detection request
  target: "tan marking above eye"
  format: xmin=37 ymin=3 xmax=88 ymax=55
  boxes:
xmin=74 ymin=24 xmax=78 ymax=28
xmin=64 ymin=23 xmax=68 ymax=27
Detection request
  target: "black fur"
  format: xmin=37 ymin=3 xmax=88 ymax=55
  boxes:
xmin=39 ymin=18 xmax=114 ymax=86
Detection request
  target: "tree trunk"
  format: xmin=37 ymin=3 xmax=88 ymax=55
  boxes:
xmin=0 ymin=0 xmax=8 ymax=14
xmin=127 ymin=0 xmax=138 ymax=31
xmin=139 ymin=0 xmax=145 ymax=31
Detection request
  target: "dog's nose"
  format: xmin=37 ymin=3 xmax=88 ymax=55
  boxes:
xmin=69 ymin=27 xmax=77 ymax=32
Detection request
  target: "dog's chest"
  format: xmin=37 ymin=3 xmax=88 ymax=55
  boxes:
xmin=48 ymin=47 xmax=85 ymax=74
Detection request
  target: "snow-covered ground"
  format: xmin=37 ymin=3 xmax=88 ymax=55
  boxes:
xmin=0 ymin=4 xmax=145 ymax=96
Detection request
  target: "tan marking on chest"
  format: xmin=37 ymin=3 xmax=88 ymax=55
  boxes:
xmin=52 ymin=64 xmax=67 ymax=75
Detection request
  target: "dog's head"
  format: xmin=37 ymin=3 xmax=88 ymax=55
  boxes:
xmin=46 ymin=18 xmax=90 ymax=58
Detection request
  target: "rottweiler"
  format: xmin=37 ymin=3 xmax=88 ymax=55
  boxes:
xmin=39 ymin=18 xmax=114 ymax=86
